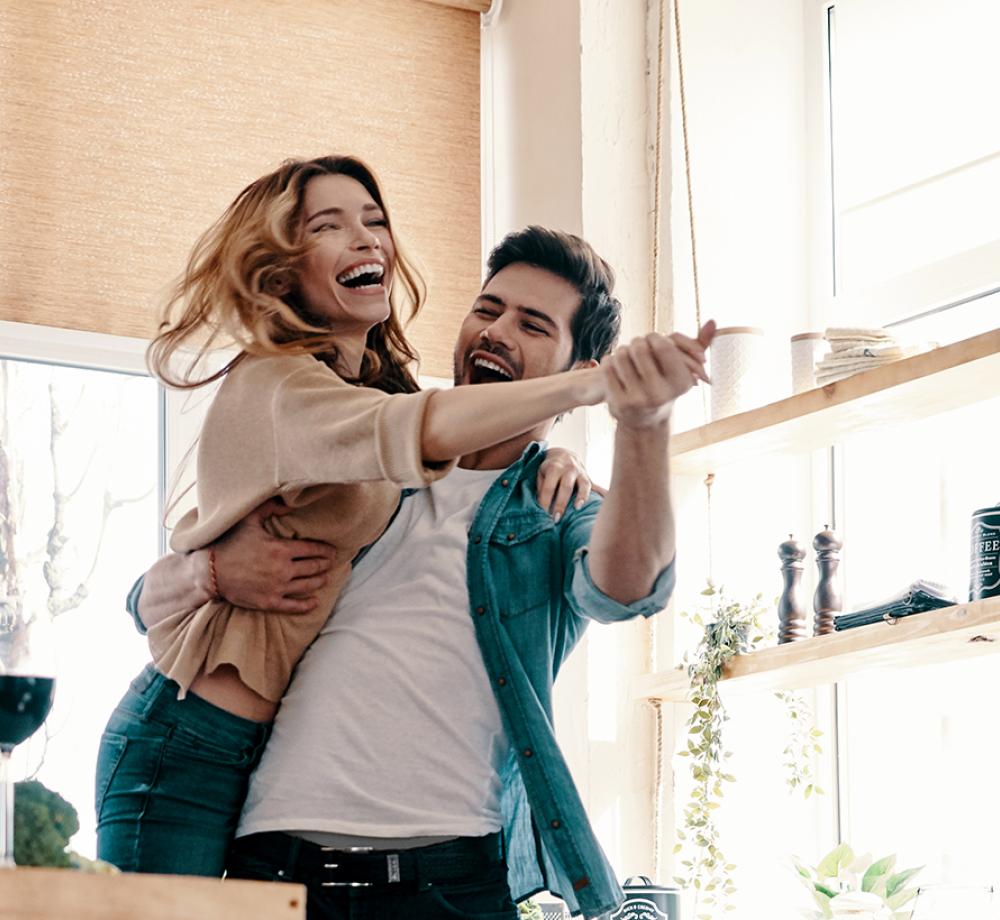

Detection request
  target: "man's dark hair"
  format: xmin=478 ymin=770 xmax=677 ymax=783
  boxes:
xmin=484 ymin=226 xmax=622 ymax=364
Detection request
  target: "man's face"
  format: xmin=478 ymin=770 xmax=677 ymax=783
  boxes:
xmin=452 ymin=263 xmax=584 ymax=387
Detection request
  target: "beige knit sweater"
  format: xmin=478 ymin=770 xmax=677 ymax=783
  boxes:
xmin=147 ymin=354 xmax=454 ymax=703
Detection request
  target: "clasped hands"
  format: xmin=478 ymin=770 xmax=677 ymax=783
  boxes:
xmin=599 ymin=319 xmax=716 ymax=429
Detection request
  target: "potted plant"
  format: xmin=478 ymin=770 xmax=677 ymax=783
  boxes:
xmin=794 ymin=843 xmax=922 ymax=919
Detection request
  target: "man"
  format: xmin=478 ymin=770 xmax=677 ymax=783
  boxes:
xmin=128 ymin=226 xmax=714 ymax=918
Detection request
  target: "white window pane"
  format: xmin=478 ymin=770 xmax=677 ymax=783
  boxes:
xmin=832 ymin=0 xmax=1000 ymax=317
xmin=1 ymin=357 xmax=159 ymax=859
xmin=842 ymin=658 xmax=1000 ymax=885
xmin=838 ymin=391 xmax=1000 ymax=886
xmin=835 ymin=0 xmax=1000 ymax=208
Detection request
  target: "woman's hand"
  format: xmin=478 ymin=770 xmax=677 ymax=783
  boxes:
xmin=212 ymin=499 xmax=337 ymax=613
xmin=536 ymin=448 xmax=602 ymax=522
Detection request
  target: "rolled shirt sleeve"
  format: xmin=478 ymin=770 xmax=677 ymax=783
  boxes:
xmin=560 ymin=497 xmax=676 ymax=624
xmin=567 ymin=547 xmax=676 ymax=623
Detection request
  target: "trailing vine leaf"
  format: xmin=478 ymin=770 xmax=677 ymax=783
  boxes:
xmin=673 ymin=584 xmax=767 ymax=918
xmin=775 ymin=689 xmax=825 ymax=798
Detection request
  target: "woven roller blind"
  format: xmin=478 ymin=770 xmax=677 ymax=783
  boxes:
xmin=0 ymin=0 xmax=480 ymax=378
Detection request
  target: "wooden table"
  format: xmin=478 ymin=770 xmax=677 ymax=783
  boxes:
xmin=0 ymin=868 xmax=306 ymax=919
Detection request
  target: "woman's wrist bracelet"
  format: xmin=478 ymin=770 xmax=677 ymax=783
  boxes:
xmin=207 ymin=547 xmax=221 ymax=601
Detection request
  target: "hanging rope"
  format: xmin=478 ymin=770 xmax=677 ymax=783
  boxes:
xmin=704 ymin=472 xmax=716 ymax=589
xmin=651 ymin=0 xmax=668 ymax=332
xmin=673 ymin=0 xmax=702 ymax=332
xmin=650 ymin=696 xmax=665 ymax=879
xmin=651 ymin=0 xmax=713 ymax=882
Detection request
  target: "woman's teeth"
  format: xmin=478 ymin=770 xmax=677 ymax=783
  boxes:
xmin=337 ymin=263 xmax=385 ymax=288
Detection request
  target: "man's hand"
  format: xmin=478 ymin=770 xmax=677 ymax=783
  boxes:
xmin=602 ymin=320 xmax=716 ymax=429
xmin=212 ymin=498 xmax=337 ymax=614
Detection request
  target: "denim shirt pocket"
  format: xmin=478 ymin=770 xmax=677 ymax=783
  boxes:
xmin=489 ymin=510 xmax=557 ymax=618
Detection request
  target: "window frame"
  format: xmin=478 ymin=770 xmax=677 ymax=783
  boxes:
xmin=0 ymin=320 xmax=169 ymax=553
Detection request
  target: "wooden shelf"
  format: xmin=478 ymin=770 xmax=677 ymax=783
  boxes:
xmin=0 ymin=869 xmax=305 ymax=919
xmin=671 ymin=327 xmax=1000 ymax=476
xmin=632 ymin=595 xmax=1000 ymax=701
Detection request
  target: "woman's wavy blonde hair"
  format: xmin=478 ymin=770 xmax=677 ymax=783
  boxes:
xmin=148 ymin=155 xmax=426 ymax=394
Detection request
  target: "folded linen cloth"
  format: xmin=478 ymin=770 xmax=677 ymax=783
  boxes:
xmin=814 ymin=343 xmax=934 ymax=385
xmin=834 ymin=579 xmax=957 ymax=631
xmin=824 ymin=326 xmax=896 ymax=343
xmin=825 ymin=344 xmax=907 ymax=360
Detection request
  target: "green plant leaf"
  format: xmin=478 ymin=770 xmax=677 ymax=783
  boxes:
xmin=861 ymin=855 xmax=896 ymax=892
xmin=814 ymin=883 xmax=838 ymax=899
xmin=817 ymin=844 xmax=852 ymax=879
xmin=884 ymin=866 xmax=923 ymax=900
xmin=886 ymin=886 xmax=919 ymax=910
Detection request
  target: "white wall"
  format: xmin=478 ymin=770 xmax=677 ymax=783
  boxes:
xmin=483 ymin=0 xmax=661 ymax=884
xmin=668 ymin=0 xmax=812 ymax=436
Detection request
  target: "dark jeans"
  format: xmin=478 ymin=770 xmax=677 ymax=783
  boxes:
xmin=95 ymin=664 xmax=271 ymax=875
xmin=227 ymin=831 xmax=518 ymax=920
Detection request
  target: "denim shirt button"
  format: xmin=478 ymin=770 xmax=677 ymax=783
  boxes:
xmin=476 ymin=606 xmax=486 ymax=615
xmin=550 ymin=819 xmax=561 ymax=829
xmin=506 ymin=533 xmax=515 ymax=541
xmin=523 ymin=748 xmax=533 ymax=758
xmin=473 ymin=535 xmax=482 ymax=544
xmin=501 ymin=479 xmax=510 ymax=487
xmin=497 ymin=677 xmax=507 ymax=687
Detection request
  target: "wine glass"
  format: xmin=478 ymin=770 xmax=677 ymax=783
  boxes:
xmin=0 ymin=617 xmax=56 ymax=868
xmin=911 ymin=884 xmax=996 ymax=920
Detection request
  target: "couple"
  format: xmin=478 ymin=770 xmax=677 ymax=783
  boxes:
xmin=96 ymin=155 xmax=714 ymax=920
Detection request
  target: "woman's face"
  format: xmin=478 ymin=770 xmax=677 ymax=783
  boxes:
xmin=296 ymin=173 xmax=396 ymax=334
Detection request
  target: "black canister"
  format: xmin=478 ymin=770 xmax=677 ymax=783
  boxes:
xmin=971 ymin=502 xmax=1000 ymax=601
xmin=609 ymin=876 xmax=682 ymax=920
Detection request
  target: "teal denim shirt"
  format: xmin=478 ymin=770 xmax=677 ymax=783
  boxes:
xmin=464 ymin=442 xmax=675 ymax=917
xmin=126 ymin=441 xmax=675 ymax=918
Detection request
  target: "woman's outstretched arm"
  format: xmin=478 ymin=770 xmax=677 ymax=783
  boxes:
xmin=419 ymin=366 xmax=604 ymax=462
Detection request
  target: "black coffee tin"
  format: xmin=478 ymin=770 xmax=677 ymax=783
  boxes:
xmin=971 ymin=503 xmax=1000 ymax=601
xmin=609 ymin=876 xmax=682 ymax=920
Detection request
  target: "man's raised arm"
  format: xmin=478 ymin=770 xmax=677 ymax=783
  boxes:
xmin=586 ymin=322 xmax=715 ymax=605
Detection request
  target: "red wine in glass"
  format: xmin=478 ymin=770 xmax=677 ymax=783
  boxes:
xmin=0 ymin=673 xmax=56 ymax=868
xmin=0 ymin=676 xmax=56 ymax=753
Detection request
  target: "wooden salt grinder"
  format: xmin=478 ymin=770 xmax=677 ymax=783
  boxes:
xmin=813 ymin=525 xmax=843 ymax=635
xmin=778 ymin=535 xmax=807 ymax=643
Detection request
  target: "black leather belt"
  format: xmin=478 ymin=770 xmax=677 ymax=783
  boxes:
xmin=231 ymin=831 xmax=504 ymax=888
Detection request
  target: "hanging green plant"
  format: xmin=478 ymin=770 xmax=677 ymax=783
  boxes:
xmin=776 ymin=689 xmax=825 ymax=799
xmin=673 ymin=583 xmax=767 ymax=919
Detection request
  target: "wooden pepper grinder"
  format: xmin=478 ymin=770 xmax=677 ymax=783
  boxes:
xmin=813 ymin=525 xmax=843 ymax=635
xmin=777 ymin=535 xmax=807 ymax=643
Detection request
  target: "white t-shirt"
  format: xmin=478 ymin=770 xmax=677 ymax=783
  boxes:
xmin=237 ymin=465 xmax=510 ymax=840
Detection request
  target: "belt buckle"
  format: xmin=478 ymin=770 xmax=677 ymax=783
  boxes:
xmin=319 ymin=847 xmax=378 ymax=888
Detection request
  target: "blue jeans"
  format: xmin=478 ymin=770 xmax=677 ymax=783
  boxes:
xmin=95 ymin=664 xmax=271 ymax=876
xmin=226 ymin=832 xmax=518 ymax=920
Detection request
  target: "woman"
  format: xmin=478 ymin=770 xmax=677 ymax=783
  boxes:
xmin=95 ymin=155 xmax=604 ymax=877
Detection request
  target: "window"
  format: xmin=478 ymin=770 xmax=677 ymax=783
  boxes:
xmin=827 ymin=0 xmax=1000 ymax=899
xmin=664 ymin=1 xmax=1000 ymax=916
xmin=827 ymin=0 xmax=1000 ymax=328
xmin=1 ymin=322 xmax=165 ymax=859
xmin=826 ymin=0 xmax=1000 ymax=886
